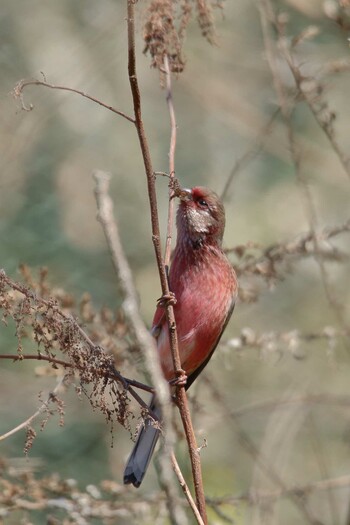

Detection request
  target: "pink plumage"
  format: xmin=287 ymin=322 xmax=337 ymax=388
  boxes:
xmin=124 ymin=186 xmax=237 ymax=487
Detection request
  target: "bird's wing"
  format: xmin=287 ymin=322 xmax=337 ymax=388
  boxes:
xmin=185 ymin=298 xmax=236 ymax=390
xmin=150 ymin=305 xmax=166 ymax=340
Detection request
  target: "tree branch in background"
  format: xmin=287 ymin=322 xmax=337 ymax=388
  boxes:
xmin=257 ymin=0 xmax=350 ymax=340
xmin=220 ymin=108 xmax=281 ymax=202
xmin=170 ymin=452 xmax=205 ymax=525
xmin=0 ymin=269 xmax=163 ymax=440
xmin=3 ymin=458 xmax=350 ymax=522
xmin=163 ymin=54 xmax=177 ymax=268
xmin=0 ymin=375 xmax=69 ymax=444
xmin=231 ymin=219 xmax=350 ymax=277
xmin=204 ymin=376 xmax=325 ymax=525
xmin=13 ymin=79 xmax=135 ymax=124
xmin=222 ymin=324 xmax=343 ymax=363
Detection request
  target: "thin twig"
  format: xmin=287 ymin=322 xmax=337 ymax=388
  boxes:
xmin=275 ymin=22 xmax=350 ymax=337
xmin=307 ymin=413 xmax=340 ymax=525
xmin=126 ymin=2 xmax=207 ymax=522
xmin=13 ymin=79 xmax=135 ymax=124
xmin=207 ymin=474 xmax=350 ymax=506
xmin=163 ymin=54 xmax=177 ymax=268
xmin=231 ymin=218 xmax=350 ymax=276
xmin=160 ymin=57 xmax=207 ymax=521
xmin=0 ymin=271 xmax=156 ymax=416
xmin=278 ymin=40 xmax=350 ymax=180
xmin=205 ymin=375 xmax=324 ymax=525
xmin=221 ymin=392 xmax=350 ymax=419
xmin=257 ymin=0 xmax=350 ymax=341
xmin=0 ymin=375 xmax=68 ymax=442
xmin=93 ymin=172 xmax=169 ymax=398
xmin=0 ymin=352 xmax=155 ymax=417
xmin=220 ymin=107 xmax=280 ymax=201
xmin=0 ymin=353 xmax=73 ymax=369
xmin=171 ymin=452 xmax=205 ymax=525
xmin=93 ymin=170 xmax=183 ymax=524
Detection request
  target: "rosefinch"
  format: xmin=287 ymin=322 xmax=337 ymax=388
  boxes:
xmin=124 ymin=186 xmax=237 ymax=487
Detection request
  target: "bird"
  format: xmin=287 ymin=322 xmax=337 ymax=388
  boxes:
xmin=124 ymin=186 xmax=238 ymax=487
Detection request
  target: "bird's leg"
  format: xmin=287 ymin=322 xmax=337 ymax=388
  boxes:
xmin=157 ymin=291 xmax=177 ymax=308
xmin=169 ymin=368 xmax=187 ymax=387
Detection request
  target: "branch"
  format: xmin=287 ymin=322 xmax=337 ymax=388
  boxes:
xmin=231 ymin=219 xmax=350 ymax=278
xmin=220 ymin=107 xmax=280 ymax=201
xmin=13 ymin=79 xmax=135 ymax=123
xmin=204 ymin=375 xmax=324 ymax=525
xmin=279 ymin=39 xmax=350 ymax=180
xmin=0 ymin=350 xmax=156 ymax=403
xmin=171 ymin=452 xmax=205 ymax=525
xmin=222 ymin=324 xmax=344 ymax=363
xmin=219 ymin=391 xmax=350 ymax=419
xmin=126 ymin=2 xmax=207 ymax=522
xmin=0 ymin=271 xmax=156 ymax=418
xmin=207 ymin=474 xmax=350 ymax=506
xmin=93 ymin=170 xmax=183 ymax=524
xmin=257 ymin=0 xmax=350 ymax=339
xmin=0 ymin=375 xmax=68 ymax=442
xmin=163 ymin=54 xmax=177 ymax=268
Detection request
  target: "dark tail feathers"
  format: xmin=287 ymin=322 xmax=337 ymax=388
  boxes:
xmin=123 ymin=396 xmax=161 ymax=487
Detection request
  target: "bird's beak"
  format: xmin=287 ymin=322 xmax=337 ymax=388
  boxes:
xmin=178 ymin=188 xmax=192 ymax=201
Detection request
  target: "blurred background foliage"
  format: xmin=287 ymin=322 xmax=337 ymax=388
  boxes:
xmin=1 ymin=0 xmax=350 ymax=523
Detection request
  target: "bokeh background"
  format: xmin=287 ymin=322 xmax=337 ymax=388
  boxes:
xmin=1 ymin=0 xmax=350 ymax=523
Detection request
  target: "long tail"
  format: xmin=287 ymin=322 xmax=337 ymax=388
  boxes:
xmin=123 ymin=396 xmax=161 ymax=487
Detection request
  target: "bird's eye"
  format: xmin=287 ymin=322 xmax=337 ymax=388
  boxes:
xmin=198 ymin=199 xmax=208 ymax=207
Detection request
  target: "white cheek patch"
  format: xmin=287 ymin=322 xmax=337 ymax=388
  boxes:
xmin=187 ymin=208 xmax=211 ymax=234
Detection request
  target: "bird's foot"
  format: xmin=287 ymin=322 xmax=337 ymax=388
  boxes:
xmin=157 ymin=291 xmax=177 ymax=308
xmin=169 ymin=369 xmax=187 ymax=388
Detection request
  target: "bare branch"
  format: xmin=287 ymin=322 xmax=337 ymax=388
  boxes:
xmin=0 ymin=375 xmax=69 ymax=442
xmin=94 ymin=171 xmax=168 ymax=400
xmin=93 ymin=169 xmax=183 ymax=523
xmin=222 ymin=391 xmax=350 ymax=419
xmin=163 ymin=54 xmax=177 ymax=268
xmin=126 ymin=2 xmax=207 ymax=521
xmin=13 ymin=78 xmax=135 ymax=124
xmin=279 ymin=39 xmax=350 ymax=179
xmin=231 ymin=219 xmax=350 ymax=278
xmin=307 ymin=413 xmax=340 ymax=525
xmin=257 ymin=0 xmax=350 ymax=339
xmin=221 ymin=108 xmax=280 ymax=201
xmin=207 ymin=474 xmax=350 ymax=507
xmin=205 ymin=376 xmax=324 ymax=525
xmin=171 ymin=452 xmax=205 ymax=525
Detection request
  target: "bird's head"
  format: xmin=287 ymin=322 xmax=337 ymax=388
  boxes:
xmin=176 ymin=186 xmax=226 ymax=246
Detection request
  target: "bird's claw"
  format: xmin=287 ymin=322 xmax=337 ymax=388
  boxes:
xmin=169 ymin=369 xmax=187 ymax=388
xmin=157 ymin=291 xmax=177 ymax=308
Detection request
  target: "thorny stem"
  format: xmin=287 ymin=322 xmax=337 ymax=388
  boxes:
xmin=127 ymin=2 xmax=207 ymax=523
